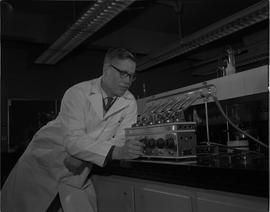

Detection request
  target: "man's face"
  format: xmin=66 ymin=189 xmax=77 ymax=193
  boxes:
xmin=102 ymin=58 xmax=136 ymax=97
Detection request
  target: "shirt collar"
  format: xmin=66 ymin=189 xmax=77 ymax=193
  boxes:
xmin=100 ymin=86 xmax=109 ymax=99
xmin=100 ymin=78 xmax=117 ymax=101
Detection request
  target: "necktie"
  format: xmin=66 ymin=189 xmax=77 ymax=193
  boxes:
xmin=103 ymin=97 xmax=114 ymax=112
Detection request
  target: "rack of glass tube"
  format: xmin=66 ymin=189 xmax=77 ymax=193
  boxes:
xmin=125 ymin=84 xmax=216 ymax=159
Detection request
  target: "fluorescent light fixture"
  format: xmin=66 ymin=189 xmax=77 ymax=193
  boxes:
xmin=137 ymin=0 xmax=269 ymax=71
xmin=35 ymin=0 xmax=136 ymax=64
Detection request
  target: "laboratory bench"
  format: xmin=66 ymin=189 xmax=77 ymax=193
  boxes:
xmin=92 ymin=152 xmax=269 ymax=212
xmin=93 ymin=152 xmax=269 ymax=198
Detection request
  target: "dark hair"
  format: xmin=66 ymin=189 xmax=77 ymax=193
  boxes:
xmin=104 ymin=48 xmax=136 ymax=64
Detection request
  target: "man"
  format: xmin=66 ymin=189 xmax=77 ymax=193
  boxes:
xmin=1 ymin=48 xmax=144 ymax=212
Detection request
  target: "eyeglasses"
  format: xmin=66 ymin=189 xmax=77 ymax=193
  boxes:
xmin=110 ymin=64 xmax=136 ymax=82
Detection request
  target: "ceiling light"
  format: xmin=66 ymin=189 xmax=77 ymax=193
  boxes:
xmin=35 ymin=0 xmax=135 ymax=64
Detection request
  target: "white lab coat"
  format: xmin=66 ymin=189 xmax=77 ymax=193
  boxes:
xmin=1 ymin=77 xmax=137 ymax=212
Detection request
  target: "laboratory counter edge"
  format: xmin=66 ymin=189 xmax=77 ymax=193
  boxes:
xmin=92 ymin=158 xmax=269 ymax=198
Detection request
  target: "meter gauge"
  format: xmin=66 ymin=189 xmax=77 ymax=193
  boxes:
xmin=139 ymin=133 xmax=178 ymax=157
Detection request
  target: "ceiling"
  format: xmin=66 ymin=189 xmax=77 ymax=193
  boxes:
xmin=1 ymin=0 xmax=268 ymax=71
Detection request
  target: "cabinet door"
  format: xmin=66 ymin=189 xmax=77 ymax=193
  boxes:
xmin=93 ymin=176 xmax=134 ymax=212
xmin=135 ymin=185 xmax=194 ymax=212
xmin=197 ymin=191 xmax=268 ymax=212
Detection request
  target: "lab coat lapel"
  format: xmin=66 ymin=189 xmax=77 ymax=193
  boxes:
xmin=104 ymin=97 xmax=129 ymax=119
xmin=87 ymin=93 xmax=103 ymax=120
xmin=86 ymin=78 xmax=103 ymax=120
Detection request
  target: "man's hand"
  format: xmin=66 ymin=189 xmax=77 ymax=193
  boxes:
xmin=112 ymin=139 xmax=145 ymax=160
xmin=64 ymin=155 xmax=86 ymax=175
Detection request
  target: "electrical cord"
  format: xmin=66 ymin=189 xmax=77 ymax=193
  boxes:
xmin=211 ymin=95 xmax=269 ymax=149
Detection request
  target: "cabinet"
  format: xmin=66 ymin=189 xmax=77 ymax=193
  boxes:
xmin=93 ymin=176 xmax=134 ymax=212
xmin=134 ymin=184 xmax=194 ymax=212
xmin=197 ymin=191 xmax=268 ymax=212
xmin=93 ymin=175 xmax=268 ymax=212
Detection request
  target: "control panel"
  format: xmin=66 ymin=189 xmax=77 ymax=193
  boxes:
xmin=125 ymin=122 xmax=197 ymax=159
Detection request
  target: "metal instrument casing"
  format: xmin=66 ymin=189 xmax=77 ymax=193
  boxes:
xmin=125 ymin=122 xmax=197 ymax=159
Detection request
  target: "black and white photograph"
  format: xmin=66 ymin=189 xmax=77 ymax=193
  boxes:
xmin=1 ymin=0 xmax=269 ymax=211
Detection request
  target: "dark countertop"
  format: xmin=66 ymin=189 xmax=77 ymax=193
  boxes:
xmin=93 ymin=152 xmax=269 ymax=198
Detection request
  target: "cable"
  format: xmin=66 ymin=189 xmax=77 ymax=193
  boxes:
xmin=211 ymin=95 xmax=269 ymax=149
